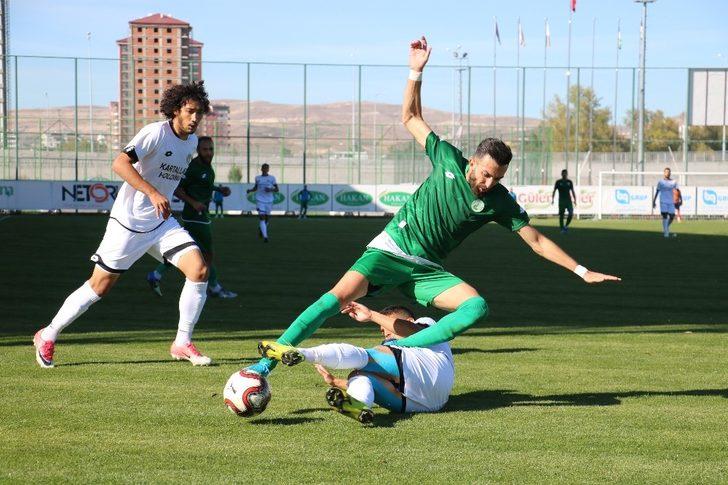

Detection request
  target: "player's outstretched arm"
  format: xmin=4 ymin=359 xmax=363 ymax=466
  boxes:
xmin=341 ymin=302 xmax=421 ymax=337
xmin=517 ymin=225 xmax=621 ymax=284
xmin=246 ymin=182 xmax=258 ymax=194
xmin=112 ymin=152 xmax=170 ymax=219
xmin=402 ymin=36 xmax=433 ymax=148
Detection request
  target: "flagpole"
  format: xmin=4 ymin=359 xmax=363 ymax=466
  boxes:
xmin=613 ymin=18 xmax=621 ymax=174
xmin=589 ymin=17 xmax=595 ymax=153
xmin=493 ymin=16 xmax=497 ymax=135
xmin=517 ymin=18 xmax=521 ymax=147
xmin=565 ymin=10 xmax=573 ymax=173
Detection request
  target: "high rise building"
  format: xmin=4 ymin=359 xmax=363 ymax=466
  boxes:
xmin=116 ymin=13 xmax=202 ymax=146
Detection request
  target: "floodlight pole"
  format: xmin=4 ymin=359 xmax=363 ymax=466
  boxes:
xmin=635 ymin=0 xmax=655 ymax=185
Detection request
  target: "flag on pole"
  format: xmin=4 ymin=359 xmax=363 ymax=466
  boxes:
xmin=617 ymin=19 xmax=622 ymax=50
xmin=545 ymin=19 xmax=551 ymax=48
xmin=571 ymin=0 xmax=577 ymax=12
xmin=519 ymin=19 xmax=526 ymax=47
xmin=495 ymin=19 xmax=501 ymax=45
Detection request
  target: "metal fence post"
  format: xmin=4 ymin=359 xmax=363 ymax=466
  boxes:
xmin=357 ymin=64 xmax=362 ymax=184
xmin=303 ymin=63 xmax=307 ymax=185
xmin=14 ymin=55 xmax=18 ymax=180
xmin=74 ymin=57 xmax=79 ymax=181
xmin=246 ymin=62 xmax=250 ymax=184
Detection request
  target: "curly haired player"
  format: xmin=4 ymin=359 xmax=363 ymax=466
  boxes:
xmin=33 ymin=81 xmax=214 ymax=368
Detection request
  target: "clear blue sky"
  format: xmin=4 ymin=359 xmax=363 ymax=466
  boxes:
xmin=11 ymin=0 xmax=728 ymax=118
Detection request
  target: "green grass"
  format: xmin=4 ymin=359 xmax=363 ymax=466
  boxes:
xmin=1 ymin=215 xmax=727 ymax=483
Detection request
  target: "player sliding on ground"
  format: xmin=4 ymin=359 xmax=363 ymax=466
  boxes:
xmin=245 ymin=36 xmax=621 ymax=378
xmin=259 ymin=302 xmax=454 ymax=424
xmin=33 ymin=82 xmax=214 ymax=368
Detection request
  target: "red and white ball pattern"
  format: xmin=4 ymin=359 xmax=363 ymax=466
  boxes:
xmin=223 ymin=370 xmax=272 ymax=417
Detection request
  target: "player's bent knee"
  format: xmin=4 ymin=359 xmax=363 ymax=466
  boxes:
xmin=464 ymin=296 xmax=488 ymax=321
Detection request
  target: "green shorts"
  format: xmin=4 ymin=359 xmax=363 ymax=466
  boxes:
xmin=182 ymin=221 xmax=213 ymax=254
xmin=349 ymin=248 xmax=464 ymax=307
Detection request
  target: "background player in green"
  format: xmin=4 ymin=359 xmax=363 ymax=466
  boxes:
xmin=245 ymin=36 xmax=621 ymax=377
xmin=146 ymin=136 xmax=237 ymax=298
xmin=552 ymin=169 xmax=577 ymax=233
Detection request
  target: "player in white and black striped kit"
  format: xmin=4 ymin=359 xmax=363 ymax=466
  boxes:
xmin=33 ymin=82 xmax=214 ymax=368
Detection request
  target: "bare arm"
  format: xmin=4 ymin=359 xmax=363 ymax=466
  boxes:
xmin=174 ymin=186 xmax=205 ymax=213
xmin=402 ymin=36 xmax=433 ymax=148
xmin=571 ymin=186 xmax=577 ymax=205
xmin=315 ymin=365 xmax=349 ymax=390
xmin=341 ymin=302 xmax=422 ymax=337
xmin=517 ymin=224 xmax=621 ymax=284
xmin=112 ymin=152 xmax=170 ymax=219
xmin=369 ymin=310 xmax=422 ymax=338
xmin=271 ymin=184 xmax=279 ymax=193
xmin=246 ymin=183 xmax=258 ymax=194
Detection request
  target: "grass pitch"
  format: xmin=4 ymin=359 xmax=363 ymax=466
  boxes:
xmin=1 ymin=215 xmax=727 ymax=483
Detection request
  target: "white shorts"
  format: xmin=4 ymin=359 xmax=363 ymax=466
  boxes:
xmin=660 ymin=202 xmax=675 ymax=214
xmin=91 ymin=217 xmax=198 ymax=273
xmin=256 ymin=202 xmax=272 ymax=215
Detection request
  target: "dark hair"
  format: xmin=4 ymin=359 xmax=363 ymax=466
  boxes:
xmin=379 ymin=305 xmax=415 ymax=320
xmin=160 ymin=80 xmax=211 ymax=119
xmin=561 ymin=169 xmax=568 ymax=175
xmin=262 ymin=163 xmax=270 ymax=169
xmin=474 ymin=138 xmax=512 ymax=166
xmin=197 ymin=136 xmax=213 ymax=146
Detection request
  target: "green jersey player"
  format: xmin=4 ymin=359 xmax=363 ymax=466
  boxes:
xmin=245 ymin=36 xmax=621 ymax=377
xmin=147 ymin=136 xmax=237 ymax=298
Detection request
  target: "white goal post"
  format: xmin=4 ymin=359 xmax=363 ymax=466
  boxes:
xmin=597 ymin=171 xmax=728 ymax=219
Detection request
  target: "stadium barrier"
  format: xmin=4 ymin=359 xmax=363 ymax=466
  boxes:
xmin=1 ymin=180 xmax=727 ymax=217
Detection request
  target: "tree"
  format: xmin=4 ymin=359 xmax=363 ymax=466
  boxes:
xmin=624 ymin=109 xmax=681 ymax=151
xmin=544 ymin=86 xmax=629 ymax=152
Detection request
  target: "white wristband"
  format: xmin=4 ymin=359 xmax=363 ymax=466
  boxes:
xmin=408 ymin=69 xmax=422 ymax=82
xmin=574 ymin=265 xmax=588 ymax=279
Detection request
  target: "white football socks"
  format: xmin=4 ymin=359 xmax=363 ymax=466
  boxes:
xmin=298 ymin=343 xmax=369 ymax=369
xmin=346 ymin=374 xmax=375 ymax=407
xmin=259 ymin=220 xmax=268 ymax=239
xmin=42 ymin=281 xmax=101 ymax=341
xmin=175 ymin=279 xmax=208 ymax=346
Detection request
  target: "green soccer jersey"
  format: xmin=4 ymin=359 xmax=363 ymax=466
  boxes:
xmin=178 ymin=157 xmax=216 ymax=223
xmin=554 ymin=179 xmax=574 ymax=205
xmin=383 ymin=132 xmax=530 ymax=266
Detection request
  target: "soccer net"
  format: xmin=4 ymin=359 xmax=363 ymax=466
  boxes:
xmin=596 ymin=171 xmax=728 ymax=219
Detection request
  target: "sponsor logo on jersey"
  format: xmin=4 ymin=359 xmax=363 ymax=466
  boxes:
xmin=378 ymin=191 xmax=412 ymax=207
xmin=165 ymin=151 xmax=173 ymax=157
xmin=158 ymin=162 xmax=187 ymax=181
xmin=445 ymin=171 xmax=455 ymax=180
xmin=291 ymin=190 xmax=328 ymax=206
xmin=61 ymin=183 xmax=119 ymax=203
xmin=335 ymin=190 xmax=373 ymax=206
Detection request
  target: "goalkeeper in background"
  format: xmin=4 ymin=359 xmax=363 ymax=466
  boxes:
xmin=147 ymin=136 xmax=237 ymax=298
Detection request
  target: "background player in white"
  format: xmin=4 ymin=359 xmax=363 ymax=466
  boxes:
xmin=246 ymin=163 xmax=278 ymax=242
xmin=33 ymin=82 xmax=214 ymax=368
xmin=652 ymin=167 xmax=679 ymax=238
xmin=259 ymin=302 xmax=454 ymax=423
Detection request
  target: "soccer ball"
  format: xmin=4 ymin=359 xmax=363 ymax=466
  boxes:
xmin=223 ymin=370 xmax=272 ymax=417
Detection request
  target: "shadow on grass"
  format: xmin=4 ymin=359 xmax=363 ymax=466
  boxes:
xmin=55 ymin=357 xmax=257 ymax=367
xmin=250 ymin=416 xmax=325 ymax=426
xmin=445 ymin=388 xmax=728 ymax=411
xmin=452 ymin=347 xmax=538 ymax=355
